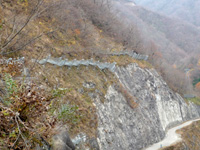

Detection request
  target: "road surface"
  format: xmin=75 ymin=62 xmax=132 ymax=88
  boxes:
xmin=144 ymin=118 xmax=200 ymax=150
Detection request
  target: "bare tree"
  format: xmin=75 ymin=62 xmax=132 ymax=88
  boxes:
xmin=0 ymin=0 xmax=52 ymax=55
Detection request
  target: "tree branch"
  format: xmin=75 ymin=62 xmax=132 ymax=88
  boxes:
xmin=1 ymin=0 xmax=43 ymax=52
xmin=15 ymin=115 xmax=29 ymax=150
xmin=1 ymin=30 xmax=56 ymax=55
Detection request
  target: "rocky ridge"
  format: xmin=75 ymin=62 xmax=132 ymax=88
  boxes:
xmin=35 ymin=58 xmax=200 ymax=150
xmin=94 ymin=63 xmax=200 ymax=150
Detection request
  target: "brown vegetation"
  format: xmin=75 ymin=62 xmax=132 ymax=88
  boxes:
xmin=0 ymin=1 xmax=148 ymax=148
xmin=0 ymin=0 xmax=199 ymax=148
xmin=0 ymin=60 xmax=52 ymax=149
xmin=0 ymin=0 xmax=198 ymax=97
xmin=114 ymin=83 xmax=138 ymax=109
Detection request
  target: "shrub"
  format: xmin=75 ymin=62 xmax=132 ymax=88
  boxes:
xmin=185 ymin=97 xmax=200 ymax=105
xmin=58 ymin=104 xmax=81 ymax=124
xmin=0 ymin=73 xmax=52 ymax=149
xmin=114 ymin=83 xmax=138 ymax=109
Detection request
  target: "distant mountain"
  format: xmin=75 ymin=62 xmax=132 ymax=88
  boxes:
xmin=113 ymin=0 xmax=200 ymax=93
xmin=113 ymin=0 xmax=200 ymax=71
xmin=133 ymin=0 xmax=200 ymax=27
xmin=130 ymin=6 xmax=200 ymax=55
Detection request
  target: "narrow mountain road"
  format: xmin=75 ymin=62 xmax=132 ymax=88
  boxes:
xmin=144 ymin=118 xmax=200 ymax=150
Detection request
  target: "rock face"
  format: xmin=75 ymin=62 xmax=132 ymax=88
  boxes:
xmin=52 ymin=129 xmax=75 ymax=150
xmin=93 ymin=64 xmax=200 ymax=150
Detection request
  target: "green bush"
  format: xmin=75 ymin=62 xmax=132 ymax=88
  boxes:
xmin=4 ymin=73 xmax=18 ymax=97
xmin=185 ymin=97 xmax=200 ymax=105
xmin=193 ymin=77 xmax=200 ymax=86
xmin=58 ymin=104 xmax=81 ymax=124
xmin=51 ymin=88 xmax=68 ymax=98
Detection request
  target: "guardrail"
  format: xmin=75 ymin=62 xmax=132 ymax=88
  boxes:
xmin=36 ymin=51 xmax=148 ymax=72
xmin=0 ymin=57 xmax=25 ymax=64
xmin=38 ymin=57 xmax=117 ymax=72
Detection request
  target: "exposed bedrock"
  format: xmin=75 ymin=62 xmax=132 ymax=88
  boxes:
xmin=94 ymin=64 xmax=200 ymax=150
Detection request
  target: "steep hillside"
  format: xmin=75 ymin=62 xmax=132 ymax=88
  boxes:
xmin=114 ymin=0 xmax=200 ymax=95
xmin=0 ymin=0 xmax=151 ymax=149
xmin=32 ymin=57 xmax=200 ymax=150
xmin=95 ymin=64 xmax=200 ymax=150
xmin=134 ymin=0 xmax=200 ymax=27
xmin=130 ymin=6 xmax=200 ymax=55
xmin=1 ymin=0 xmax=200 ymax=150
xmin=114 ymin=1 xmax=200 ymax=62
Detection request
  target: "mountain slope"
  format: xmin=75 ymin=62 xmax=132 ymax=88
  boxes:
xmin=113 ymin=0 xmax=200 ymax=94
xmin=95 ymin=63 xmax=200 ymax=150
xmin=1 ymin=0 xmax=200 ymax=149
xmin=134 ymin=0 xmax=200 ymax=27
xmin=130 ymin=6 xmax=200 ymax=55
xmin=114 ymin=1 xmax=200 ymax=56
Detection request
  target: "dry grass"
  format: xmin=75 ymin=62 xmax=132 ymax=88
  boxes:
xmin=1 ymin=0 xmax=150 ymax=142
xmin=114 ymin=83 xmax=138 ymax=109
xmin=31 ymin=62 xmax=119 ymax=137
xmin=160 ymin=143 xmax=185 ymax=150
xmin=30 ymin=56 xmax=141 ymax=137
xmin=107 ymin=55 xmax=152 ymax=68
xmin=185 ymin=97 xmax=200 ymax=105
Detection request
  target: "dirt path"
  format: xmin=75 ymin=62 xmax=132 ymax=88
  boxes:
xmin=144 ymin=118 xmax=200 ymax=150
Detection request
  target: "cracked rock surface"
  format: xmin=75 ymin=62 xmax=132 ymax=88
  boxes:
xmin=93 ymin=64 xmax=200 ymax=150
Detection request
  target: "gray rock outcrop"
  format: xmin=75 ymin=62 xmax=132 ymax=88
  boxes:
xmin=52 ymin=129 xmax=75 ymax=150
xmin=35 ymin=57 xmax=200 ymax=150
xmin=93 ymin=64 xmax=200 ymax=150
